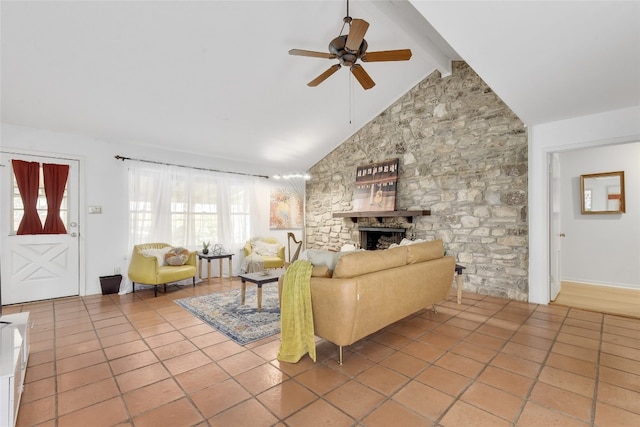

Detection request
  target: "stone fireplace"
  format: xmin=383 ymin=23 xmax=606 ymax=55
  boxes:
xmin=359 ymin=227 xmax=406 ymax=250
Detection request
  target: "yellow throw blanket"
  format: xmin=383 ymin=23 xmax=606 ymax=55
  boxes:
xmin=277 ymin=260 xmax=316 ymax=363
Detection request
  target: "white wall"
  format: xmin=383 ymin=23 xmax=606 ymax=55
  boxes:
xmin=1 ymin=123 xmax=302 ymax=296
xmin=529 ymin=105 xmax=640 ymax=303
xmin=560 ymin=143 xmax=640 ymax=289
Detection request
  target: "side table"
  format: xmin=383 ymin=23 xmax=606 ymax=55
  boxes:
xmin=455 ymin=264 xmax=466 ymax=304
xmin=238 ymin=269 xmax=286 ymax=312
xmin=198 ymin=253 xmax=234 ymax=282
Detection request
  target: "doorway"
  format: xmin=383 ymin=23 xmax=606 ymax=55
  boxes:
xmin=1 ymin=152 xmax=81 ymax=304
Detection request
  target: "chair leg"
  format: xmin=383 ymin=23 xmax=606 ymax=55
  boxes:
xmin=154 ymin=285 xmax=158 ymax=297
xmin=132 ymin=282 xmax=135 ymax=293
xmin=192 ymin=277 xmax=195 ymax=287
xmin=164 ymin=284 xmax=167 ymax=294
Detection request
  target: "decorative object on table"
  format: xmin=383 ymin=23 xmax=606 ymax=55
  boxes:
xmin=270 ymin=188 xmax=303 ymax=229
xmin=175 ymin=286 xmax=280 ymax=345
xmin=353 ymin=158 xmax=398 ymax=212
xmin=202 ymin=240 xmax=211 ymax=254
xmin=212 ymin=243 xmax=225 ymax=255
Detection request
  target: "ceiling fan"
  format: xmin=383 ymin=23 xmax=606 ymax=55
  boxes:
xmin=289 ymin=0 xmax=412 ymax=90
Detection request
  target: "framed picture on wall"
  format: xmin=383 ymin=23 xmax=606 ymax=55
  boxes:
xmin=353 ymin=158 xmax=398 ymax=212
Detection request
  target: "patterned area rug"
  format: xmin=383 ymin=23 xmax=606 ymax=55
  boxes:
xmin=175 ymin=286 xmax=280 ymax=345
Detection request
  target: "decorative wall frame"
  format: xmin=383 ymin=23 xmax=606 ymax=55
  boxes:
xmin=353 ymin=158 xmax=399 ymax=212
xmin=580 ymin=171 xmax=625 ymax=214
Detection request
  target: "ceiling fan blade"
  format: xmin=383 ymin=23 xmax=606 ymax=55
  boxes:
xmin=289 ymin=49 xmax=336 ymax=59
xmin=362 ymin=49 xmax=413 ymax=62
xmin=308 ymin=64 xmax=342 ymax=87
xmin=345 ymin=18 xmax=369 ymax=52
xmin=351 ymin=64 xmax=375 ymax=90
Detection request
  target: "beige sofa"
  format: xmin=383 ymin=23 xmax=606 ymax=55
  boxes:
xmin=280 ymin=240 xmax=455 ymax=363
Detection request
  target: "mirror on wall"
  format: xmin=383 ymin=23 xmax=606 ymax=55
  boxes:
xmin=580 ymin=171 xmax=625 ymax=214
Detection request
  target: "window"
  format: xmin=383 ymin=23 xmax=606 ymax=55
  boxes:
xmin=12 ymin=166 xmax=68 ymax=233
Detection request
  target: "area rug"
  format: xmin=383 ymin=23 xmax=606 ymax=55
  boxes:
xmin=175 ymin=286 xmax=280 ymax=345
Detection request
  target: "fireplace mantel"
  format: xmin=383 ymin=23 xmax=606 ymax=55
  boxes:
xmin=332 ymin=210 xmax=430 ymax=223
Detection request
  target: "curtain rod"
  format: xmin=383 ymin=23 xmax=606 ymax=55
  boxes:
xmin=114 ymin=155 xmax=269 ymax=179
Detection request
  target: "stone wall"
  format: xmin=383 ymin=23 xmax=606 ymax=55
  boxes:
xmin=305 ymin=62 xmax=529 ymax=301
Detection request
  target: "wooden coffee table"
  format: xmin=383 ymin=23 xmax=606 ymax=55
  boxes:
xmin=238 ymin=269 xmax=286 ymax=312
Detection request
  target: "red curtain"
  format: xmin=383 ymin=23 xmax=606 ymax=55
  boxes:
xmin=43 ymin=163 xmax=70 ymax=234
xmin=12 ymin=160 xmax=44 ymax=235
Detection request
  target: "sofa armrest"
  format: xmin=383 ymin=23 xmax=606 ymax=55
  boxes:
xmin=186 ymin=251 xmax=197 ymax=267
xmin=128 ymin=249 xmax=160 ymax=284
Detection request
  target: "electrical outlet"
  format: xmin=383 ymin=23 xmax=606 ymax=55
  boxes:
xmin=114 ymin=267 xmax=121 ymax=274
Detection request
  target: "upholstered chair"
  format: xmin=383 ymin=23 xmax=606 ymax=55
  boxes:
xmin=128 ymin=243 xmax=197 ymax=297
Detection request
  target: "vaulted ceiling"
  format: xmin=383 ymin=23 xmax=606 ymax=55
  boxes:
xmin=2 ymin=1 xmax=638 ymax=177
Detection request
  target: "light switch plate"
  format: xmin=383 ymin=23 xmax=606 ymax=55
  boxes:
xmin=88 ymin=206 xmax=102 ymax=214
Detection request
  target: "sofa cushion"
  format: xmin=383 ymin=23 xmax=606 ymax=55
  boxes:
xmin=333 ymin=246 xmax=408 ymax=278
xmin=165 ymin=247 xmax=190 ymax=266
xmin=311 ymin=265 xmax=332 ymax=278
xmin=406 ymin=240 xmax=444 ymax=264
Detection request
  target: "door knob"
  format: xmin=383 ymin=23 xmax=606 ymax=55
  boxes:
xmin=70 ymin=232 xmax=78 ymax=237
xmin=560 ymin=233 xmax=566 ymax=237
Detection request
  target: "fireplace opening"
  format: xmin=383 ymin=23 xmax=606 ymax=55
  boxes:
xmin=359 ymin=227 xmax=406 ymax=250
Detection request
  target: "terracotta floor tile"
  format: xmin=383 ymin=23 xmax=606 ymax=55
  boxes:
xmin=464 ymin=331 xmax=507 ymax=351
xmin=603 ymin=323 xmax=640 ymax=340
xmin=351 ymin=340 xmax=396 ymax=362
xmin=202 ymin=339 xmax=245 ymax=361
xmin=460 ymin=382 xmax=523 ymax=422
xmin=217 ymin=349 xmax=266 ymax=376
xmin=415 ymin=365 xmax=472 ymax=397
xmin=502 ymin=341 xmax=548 ymax=363
xmin=552 ymin=341 xmax=598 ymax=363
xmin=600 ymin=353 xmax=640 ymax=375
xmin=601 ymin=341 xmax=640 ymax=361
xmin=539 ymin=365 xmax=595 ymax=398
xmin=490 ymin=352 xmax=542 ymax=378
xmin=594 ymin=401 xmax=640 ymax=427
xmin=55 ymin=339 xmax=102 ymax=360
xmin=561 ymin=324 xmax=601 ymax=340
xmin=380 ymin=351 xmax=428 ymax=377
xmin=57 ymin=377 xmax=120 ymax=415
xmin=25 ymin=362 xmax=54 ymax=384
xmin=476 ymin=323 xmax=515 ymax=340
xmin=362 ymin=400 xmax=429 ymax=427
xmin=57 ymin=397 xmax=129 ymax=427
xmin=234 ymin=363 xmax=288 ymax=395
xmin=451 ymin=341 xmax=497 ymax=363
xmin=208 ymin=398 xmax=279 ymax=427
xmin=132 ymin=397 xmax=204 ymax=427
xmin=103 ymin=339 xmax=149 ymax=360
xmin=152 ymin=339 xmax=198 ymax=360
xmin=599 ymin=366 xmax=640 ymax=392
xmin=55 ymin=330 xmax=98 ymax=347
xmin=257 ymin=379 xmax=318 ymax=419
xmin=115 ymin=362 xmax=171 ymax=393
xmin=545 ymin=352 xmax=597 ymax=379
xmin=556 ymin=332 xmax=601 ymax=350
xmin=432 ymin=323 xmax=472 ymax=340
xmin=372 ymin=330 xmax=413 ymax=349
xmin=393 ymin=381 xmax=455 ymax=421
xmin=163 ymin=349 xmax=211 ymax=376
xmin=356 ymin=364 xmax=409 ymax=396
xmin=191 ymin=378 xmax=252 ymax=418
xmin=144 ymin=330 xmax=186 ymax=348
xmin=21 ymin=376 xmax=56 ymax=404
xmin=15 ymin=395 xmax=56 ymax=426
xmin=477 ymin=365 xmax=533 ymax=398
xmin=517 ymin=401 xmax=590 ymax=427
xmin=189 ymin=330 xmax=229 ymax=349
xmin=529 ymin=382 xmax=592 ymax=421
xmin=564 ymin=317 xmax=602 ymax=331
xmin=99 ymin=330 xmax=142 ymax=348
xmin=510 ymin=331 xmax=554 ymax=351
xmin=56 ymin=362 xmax=113 ymax=392
xmin=440 ymin=400 xmax=511 ymax=427
xmin=294 ymin=364 xmax=349 ymax=395
xmin=284 ymin=398 xmax=355 ymax=426
xmin=435 ymin=352 xmax=485 ymax=379
xmin=109 ymin=349 xmax=160 ymax=375
xmin=56 ymin=350 xmax=106 ymax=375
xmin=400 ymin=340 xmax=446 ymax=362
xmin=123 ymin=378 xmax=185 ymax=416
xmin=173 ymin=362 xmax=229 ymax=394
xmin=597 ymin=382 xmax=640 ymax=414
xmin=602 ymin=331 xmax=640 ymax=349
xmin=325 ymin=380 xmax=385 ymax=419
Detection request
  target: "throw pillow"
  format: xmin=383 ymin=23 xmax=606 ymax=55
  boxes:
xmin=253 ymin=241 xmax=281 ymax=256
xmin=165 ymin=247 xmax=190 ymax=266
xmin=140 ymin=247 xmax=172 ymax=267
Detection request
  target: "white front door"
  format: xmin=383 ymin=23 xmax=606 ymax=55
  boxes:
xmin=1 ymin=152 xmax=80 ymax=305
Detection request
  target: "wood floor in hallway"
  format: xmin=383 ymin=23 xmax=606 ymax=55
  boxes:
xmin=553 ymin=281 xmax=640 ymax=319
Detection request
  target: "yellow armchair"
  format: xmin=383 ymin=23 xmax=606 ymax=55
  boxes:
xmin=243 ymin=237 xmax=285 ymax=269
xmin=128 ymin=243 xmax=197 ymax=297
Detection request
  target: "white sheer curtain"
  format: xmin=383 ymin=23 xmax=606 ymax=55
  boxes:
xmin=127 ymin=162 xmax=267 ymax=274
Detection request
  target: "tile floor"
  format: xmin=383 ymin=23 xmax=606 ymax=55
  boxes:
xmin=6 ymin=277 xmax=640 ymax=427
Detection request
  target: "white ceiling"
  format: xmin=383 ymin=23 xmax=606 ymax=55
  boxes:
xmin=2 ymin=1 xmax=639 ymax=177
